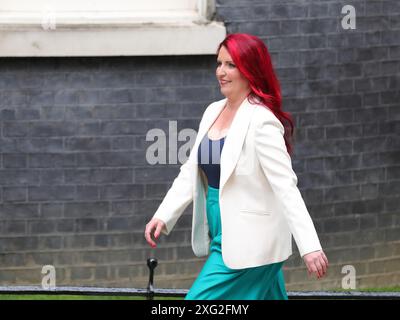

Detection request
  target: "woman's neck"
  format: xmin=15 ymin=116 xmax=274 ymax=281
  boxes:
xmin=225 ymin=91 xmax=251 ymax=112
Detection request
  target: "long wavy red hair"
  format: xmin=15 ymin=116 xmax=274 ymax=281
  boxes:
xmin=217 ymin=33 xmax=295 ymax=156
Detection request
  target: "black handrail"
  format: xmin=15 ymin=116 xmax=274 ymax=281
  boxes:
xmin=0 ymin=285 xmax=399 ymax=299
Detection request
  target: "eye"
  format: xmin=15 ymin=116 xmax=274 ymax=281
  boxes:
xmin=229 ymin=63 xmax=236 ymax=68
xmin=216 ymin=61 xmax=222 ymax=66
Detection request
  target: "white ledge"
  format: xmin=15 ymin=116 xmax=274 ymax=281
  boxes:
xmin=0 ymin=19 xmax=226 ymax=57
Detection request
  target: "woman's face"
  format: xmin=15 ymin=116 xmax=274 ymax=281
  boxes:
xmin=216 ymin=46 xmax=250 ymax=100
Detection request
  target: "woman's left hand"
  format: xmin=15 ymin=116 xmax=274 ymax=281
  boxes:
xmin=302 ymin=250 xmax=329 ymax=279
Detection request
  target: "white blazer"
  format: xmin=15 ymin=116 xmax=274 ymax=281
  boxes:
xmin=153 ymin=96 xmax=322 ymax=269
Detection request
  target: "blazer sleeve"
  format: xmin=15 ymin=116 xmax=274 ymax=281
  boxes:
xmin=152 ymin=117 xmax=205 ymax=236
xmin=254 ymin=109 xmax=322 ymax=258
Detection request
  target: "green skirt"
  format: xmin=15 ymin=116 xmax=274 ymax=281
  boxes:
xmin=185 ymin=185 xmax=288 ymax=300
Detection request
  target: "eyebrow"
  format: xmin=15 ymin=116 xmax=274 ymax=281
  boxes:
xmin=216 ymin=59 xmax=234 ymax=63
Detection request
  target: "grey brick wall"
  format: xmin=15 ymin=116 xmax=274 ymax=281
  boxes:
xmin=0 ymin=0 xmax=399 ymax=291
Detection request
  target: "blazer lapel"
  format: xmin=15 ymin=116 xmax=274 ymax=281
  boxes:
xmin=192 ymin=97 xmax=256 ymax=194
xmin=194 ymin=98 xmax=227 ymax=160
xmin=220 ymin=97 xmax=256 ymax=193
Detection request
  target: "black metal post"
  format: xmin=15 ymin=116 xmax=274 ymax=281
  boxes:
xmin=146 ymin=258 xmax=158 ymax=300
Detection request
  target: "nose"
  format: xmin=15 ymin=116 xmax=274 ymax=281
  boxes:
xmin=216 ymin=65 xmax=227 ymax=78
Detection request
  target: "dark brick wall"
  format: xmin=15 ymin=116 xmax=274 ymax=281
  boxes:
xmin=0 ymin=0 xmax=399 ymax=290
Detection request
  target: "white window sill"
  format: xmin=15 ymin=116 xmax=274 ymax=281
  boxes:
xmin=0 ymin=14 xmax=226 ymax=57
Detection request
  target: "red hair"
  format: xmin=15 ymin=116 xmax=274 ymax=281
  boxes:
xmin=217 ymin=33 xmax=295 ymax=156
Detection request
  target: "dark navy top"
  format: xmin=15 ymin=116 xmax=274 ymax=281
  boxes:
xmin=197 ymin=133 xmax=225 ymax=189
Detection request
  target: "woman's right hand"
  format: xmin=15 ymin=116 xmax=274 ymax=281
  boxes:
xmin=144 ymin=218 xmax=166 ymax=248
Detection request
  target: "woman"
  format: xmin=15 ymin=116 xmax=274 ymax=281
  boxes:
xmin=144 ymin=33 xmax=329 ymax=300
